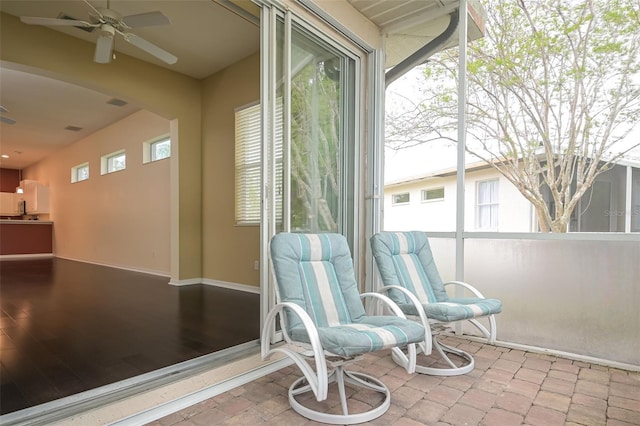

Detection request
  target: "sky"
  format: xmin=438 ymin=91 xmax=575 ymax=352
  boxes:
xmin=383 ymin=66 xmax=640 ymax=184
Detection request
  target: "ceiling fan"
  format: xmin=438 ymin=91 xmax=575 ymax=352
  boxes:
xmin=19 ymin=0 xmax=178 ymax=65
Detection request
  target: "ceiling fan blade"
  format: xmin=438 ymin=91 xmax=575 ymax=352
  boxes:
xmin=0 ymin=116 xmax=17 ymax=125
xmin=20 ymin=16 xmax=95 ymax=27
xmin=121 ymin=11 xmax=170 ymax=28
xmin=123 ymin=33 xmax=177 ymax=64
xmin=94 ymin=33 xmax=114 ymax=63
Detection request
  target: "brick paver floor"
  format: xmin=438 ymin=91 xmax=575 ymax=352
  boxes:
xmin=148 ymin=336 xmax=640 ymax=425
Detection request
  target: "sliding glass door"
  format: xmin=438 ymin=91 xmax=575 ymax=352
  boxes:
xmin=265 ymin=10 xmax=357 ymax=237
xmin=260 ymin=3 xmax=362 ymax=330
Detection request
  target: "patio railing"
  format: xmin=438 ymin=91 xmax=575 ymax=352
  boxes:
xmin=428 ymin=233 xmax=640 ymax=368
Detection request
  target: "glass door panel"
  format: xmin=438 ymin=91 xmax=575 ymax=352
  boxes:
xmin=288 ymin=28 xmax=351 ymax=233
xmin=271 ymin=17 xmax=356 ymax=236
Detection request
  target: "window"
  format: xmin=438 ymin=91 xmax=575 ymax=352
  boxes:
xmin=422 ymin=187 xmax=444 ymax=202
xmin=144 ymin=136 xmax=171 ymax=163
xmin=71 ymin=163 xmax=89 ymax=183
xmin=235 ymin=103 xmax=262 ymax=225
xmin=392 ymin=192 xmax=410 ymax=205
xmin=234 ymin=100 xmax=284 ymax=225
xmin=477 ymin=179 xmax=499 ymax=229
xmin=101 ymin=150 xmax=126 ymax=175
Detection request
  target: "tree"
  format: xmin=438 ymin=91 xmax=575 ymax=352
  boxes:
xmin=289 ymin=57 xmax=341 ymax=232
xmin=386 ymin=0 xmax=640 ymax=232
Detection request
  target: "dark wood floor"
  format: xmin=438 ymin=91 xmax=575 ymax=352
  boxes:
xmin=0 ymin=258 xmax=260 ymax=415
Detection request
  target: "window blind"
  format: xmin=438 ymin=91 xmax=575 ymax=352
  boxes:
xmin=235 ymin=102 xmax=283 ymax=225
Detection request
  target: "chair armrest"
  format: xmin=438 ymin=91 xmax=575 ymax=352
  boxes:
xmin=261 ymin=302 xmax=329 ymax=401
xmin=375 ymin=285 xmax=433 ymax=355
xmin=261 ymin=302 xmax=323 ymax=360
xmin=361 ymin=290 xmax=420 ymax=373
xmin=374 ymin=285 xmax=429 ymax=325
xmin=360 ymin=291 xmax=407 ymax=318
xmin=443 ymin=280 xmax=486 ymax=298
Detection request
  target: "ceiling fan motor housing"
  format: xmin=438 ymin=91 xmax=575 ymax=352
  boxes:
xmin=95 ymin=8 xmax=124 ymax=30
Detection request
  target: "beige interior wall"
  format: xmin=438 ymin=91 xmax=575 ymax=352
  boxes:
xmin=1 ymin=12 xmax=202 ymax=280
xmin=202 ymin=53 xmax=260 ymax=286
xmin=24 ymin=111 xmax=171 ymax=275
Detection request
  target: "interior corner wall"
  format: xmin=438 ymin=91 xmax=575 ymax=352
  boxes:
xmin=201 ymin=53 xmax=260 ymax=287
xmin=1 ymin=12 xmax=202 ymax=280
xmin=24 ymin=110 xmax=171 ymax=275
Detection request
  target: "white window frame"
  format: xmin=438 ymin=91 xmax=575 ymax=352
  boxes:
xmin=143 ymin=135 xmax=171 ymax=164
xmin=392 ymin=192 xmax=410 ymax=205
xmin=421 ymin=187 xmax=444 ymax=202
xmin=101 ymin=150 xmax=126 ymax=175
xmin=71 ymin=162 xmax=89 ymax=183
xmin=476 ymin=179 xmax=499 ymax=230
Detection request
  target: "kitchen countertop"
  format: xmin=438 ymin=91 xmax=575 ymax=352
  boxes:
xmin=0 ymin=220 xmax=53 ymax=224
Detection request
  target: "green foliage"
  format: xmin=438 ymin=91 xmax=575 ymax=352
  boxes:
xmin=387 ymin=0 xmax=640 ymax=232
xmin=289 ymin=56 xmax=341 ymax=232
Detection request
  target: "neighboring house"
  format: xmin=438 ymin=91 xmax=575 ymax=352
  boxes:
xmin=384 ymin=160 xmax=640 ymax=233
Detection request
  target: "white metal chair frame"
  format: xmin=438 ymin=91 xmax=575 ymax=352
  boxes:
xmin=370 ymin=231 xmax=501 ymax=377
xmin=261 ymin=291 xmax=417 ymax=425
xmin=377 ymin=283 xmax=497 ymax=376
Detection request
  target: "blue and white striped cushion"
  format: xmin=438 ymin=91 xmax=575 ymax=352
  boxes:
xmin=271 ymin=233 xmax=425 ymax=356
xmin=371 ymin=231 xmax=502 ymax=322
xmin=290 ymin=316 xmax=425 ymax=357
xmin=399 ymin=299 xmax=503 ymax=322
xmin=393 ymin=253 xmax=437 ymax=304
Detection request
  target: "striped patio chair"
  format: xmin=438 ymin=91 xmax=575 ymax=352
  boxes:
xmin=261 ymin=233 xmax=425 ymax=425
xmin=371 ymin=231 xmax=502 ymax=376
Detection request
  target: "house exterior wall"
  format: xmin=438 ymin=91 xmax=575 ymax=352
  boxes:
xmin=384 ymin=168 xmax=534 ymax=232
xmin=385 ymin=164 xmax=639 ymax=233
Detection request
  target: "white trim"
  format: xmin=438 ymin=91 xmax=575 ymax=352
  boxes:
xmin=168 ymin=278 xmax=260 ymax=294
xmin=201 ymin=279 xmax=261 ymax=294
xmin=0 ymin=253 xmax=53 ymax=261
xmin=108 ymin=357 xmax=292 ymax=426
xmin=295 ymin=0 xmax=374 ymax=53
xmin=424 ymin=231 xmax=640 ymax=242
xmin=168 ymin=278 xmax=202 ymax=286
xmin=55 ymin=255 xmax=170 ymax=278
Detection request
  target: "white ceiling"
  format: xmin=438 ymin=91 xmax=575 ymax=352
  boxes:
xmin=0 ymin=0 xmax=483 ymax=170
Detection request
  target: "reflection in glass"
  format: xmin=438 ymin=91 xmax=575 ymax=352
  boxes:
xmin=275 ymin=23 xmax=353 ymax=233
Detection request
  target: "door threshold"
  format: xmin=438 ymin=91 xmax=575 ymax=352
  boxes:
xmin=1 ymin=340 xmax=290 ymax=426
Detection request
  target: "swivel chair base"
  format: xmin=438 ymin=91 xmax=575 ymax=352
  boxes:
xmin=289 ymin=365 xmax=390 ymax=425
xmin=392 ymin=337 xmax=474 ymax=376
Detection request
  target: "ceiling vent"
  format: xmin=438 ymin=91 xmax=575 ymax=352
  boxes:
xmin=65 ymin=125 xmax=83 ymax=132
xmin=106 ymin=98 xmax=128 ymax=107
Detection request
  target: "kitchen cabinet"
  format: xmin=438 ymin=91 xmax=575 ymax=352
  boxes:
xmin=0 ymin=220 xmax=53 ymax=256
xmin=0 ymin=192 xmax=18 ymax=215
xmin=21 ymin=180 xmax=50 ymax=214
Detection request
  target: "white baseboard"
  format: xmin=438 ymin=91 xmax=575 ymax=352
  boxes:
xmin=169 ymin=278 xmax=260 ymax=294
xmin=0 ymin=253 xmax=54 ymax=261
xmin=202 ymin=279 xmax=260 ymax=294
xmin=168 ymin=278 xmax=202 ymax=286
